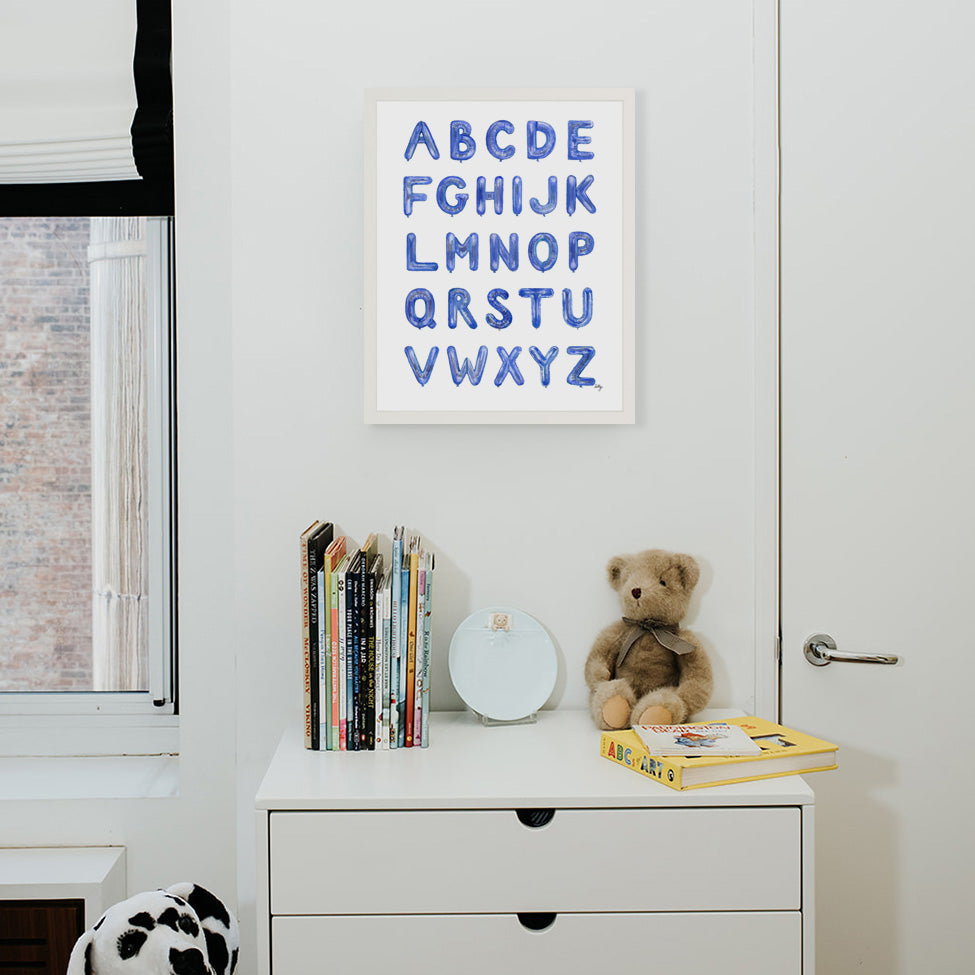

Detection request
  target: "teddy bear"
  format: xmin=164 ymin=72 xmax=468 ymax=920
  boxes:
xmin=66 ymin=883 xmax=239 ymax=975
xmin=585 ymin=548 xmax=713 ymax=729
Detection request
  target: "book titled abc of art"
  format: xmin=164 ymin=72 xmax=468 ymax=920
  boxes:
xmin=600 ymin=715 xmax=838 ymax=790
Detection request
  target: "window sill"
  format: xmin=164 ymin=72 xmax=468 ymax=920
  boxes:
xmin=0 ymin=754 xmax=179 ymax=800
xmin=0 ymin=714 xmax=178 ymax=758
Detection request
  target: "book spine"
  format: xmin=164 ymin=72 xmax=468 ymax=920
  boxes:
xmin=398 ymin=562 xmax=410 ymax=747
xmin=349 ymin=570 xmax=361 ymax=751
xmin=600 ymin=734 xmax=684 ymax=790
xmin=389 ymin=530 xmax=402 ymax=750
xmin=381 ymin=577 xmax=392 ymax=749
xmin=420 ymin=556 xmax=433 ymax=748
xmin=300 ymin=532 xmax=313 ymax=750
xmin=413 ymin=565 xmax=426 ymax=743
xmin=337 ymin=571 xmax=348 ymax=750
xmin=365 ymin=562 xmax=377 ymax=750
xmin=318 ymin=566 xmax=329 ymax=750
xmin=404 ymin=549 xmax=419 ymax=747
xmin=307 ymin=546 xmax=321 ymax=751
xmin=329 ymin=567 xmax=341 ymax=749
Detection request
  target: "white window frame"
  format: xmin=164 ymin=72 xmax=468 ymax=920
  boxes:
xmin=0 ymin=216 xmax=177 ymax=755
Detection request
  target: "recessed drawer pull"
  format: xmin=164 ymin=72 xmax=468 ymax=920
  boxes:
xmin=516 ymin=808 xmax=555 ymax=828
xmin=517 ymin=912 xmax=557 ymax=931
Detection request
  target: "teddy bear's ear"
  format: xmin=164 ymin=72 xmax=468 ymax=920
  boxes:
xmin=606 ymin=555 xmax=629 ymax=590
xmin=673 ymin=553 xmax=700 ymax=591
xmin=65 ymin=929 xmax=95 ymax=975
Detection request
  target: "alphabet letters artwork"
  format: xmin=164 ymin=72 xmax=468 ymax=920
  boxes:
xmin=366 ymin=91 xmax=634 ymax=423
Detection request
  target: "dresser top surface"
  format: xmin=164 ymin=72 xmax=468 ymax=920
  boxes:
xmin=256 ymin=710 xmax=816 ymax=810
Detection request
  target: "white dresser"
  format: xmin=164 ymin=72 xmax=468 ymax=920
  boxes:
xmin=256 ymin=710 xmax=815 ymax=975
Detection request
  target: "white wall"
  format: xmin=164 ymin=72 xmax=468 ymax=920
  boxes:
xmin=230 ymin=1 xmax=770 ymax=968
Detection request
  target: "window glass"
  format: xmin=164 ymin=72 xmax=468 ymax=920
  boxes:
xmin=0 ymin=215 xmax=172 ymax=701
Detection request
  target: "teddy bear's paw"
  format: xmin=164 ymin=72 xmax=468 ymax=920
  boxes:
xmin=637 ymin=704 xmax=674 ymax=726
xmin=601 ymin=694 xmax=632 ymax=729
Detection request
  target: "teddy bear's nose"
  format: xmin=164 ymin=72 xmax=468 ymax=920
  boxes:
xmin=631 ymin=587 xmax=642 ymax=599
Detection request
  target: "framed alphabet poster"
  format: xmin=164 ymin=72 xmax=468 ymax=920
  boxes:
xmin=364 ymin=88 xmax=635 ymax=424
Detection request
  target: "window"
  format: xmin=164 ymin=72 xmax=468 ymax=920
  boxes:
xmin=0 ymin=215 xmax=176 ymax=719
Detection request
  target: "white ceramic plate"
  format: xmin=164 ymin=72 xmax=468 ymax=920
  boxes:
xmin=448 ymin=607 xmax=558 ymax=721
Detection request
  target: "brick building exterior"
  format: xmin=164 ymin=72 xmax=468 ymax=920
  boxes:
xmin=0 ymin=217 xmax=93 ymax=691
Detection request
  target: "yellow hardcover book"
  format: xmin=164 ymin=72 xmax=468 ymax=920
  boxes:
xmin=600 ymin=716 xmax=838 ymax=790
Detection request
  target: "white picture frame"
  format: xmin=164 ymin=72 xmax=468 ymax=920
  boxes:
xmin=364 ymin=88 xmax=635 ymax=424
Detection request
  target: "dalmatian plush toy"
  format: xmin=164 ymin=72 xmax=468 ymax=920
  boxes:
xmin=66 ymin=883 xmax=239 ymax=975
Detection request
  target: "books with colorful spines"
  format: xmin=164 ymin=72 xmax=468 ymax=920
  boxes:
xmin=420 ymin=552 xmax=434 ymax=748
xmin=331 ymin=549 xmax=350 ymax=749
xmin=632 ymin=722 xmax=762 ymax=757
xmin=600 ymin=716 xmax=838 ymax=791
xmin=404 ymin=535 xmax=422 ymax=746
xmin=363 ymin=548 xmax=383 ymax=750
xmin=378 ymin=565 xmax=392 ymax=749
xmin=389 ymin=527 xmax=403 ymax=750
xmin=342 ymin=549 xmax=362 ymax=750
xmin=320 ymin=535 xmax=347 ymax=750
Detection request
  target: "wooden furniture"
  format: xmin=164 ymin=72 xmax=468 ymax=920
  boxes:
xmin=256 ymin=710 xmax=814 ymax=974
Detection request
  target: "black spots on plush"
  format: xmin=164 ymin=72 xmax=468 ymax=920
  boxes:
xmin=170 ymin=947 xmax=207 ymax=975
xmin=128 ymin=912 xmax=156 ymax=931
xmin=84 ymin=941 xmax=94 ymax=975
xmin=230 ymin=948 xmax=238 ymax=975
xmin=204 ymin=929 xmax=229 ymax=975
xmin=158 ymin=907 xmax=181 ymax=931
xmin=117 ymin=929 xmax=149 ymax=960
xmin=93 ymin=916 xmax=106 ymax=931
xmin=186 ymin=885 xmax=231 ymax=929
xmin=157 ymin=908 xmax=200 ymax=938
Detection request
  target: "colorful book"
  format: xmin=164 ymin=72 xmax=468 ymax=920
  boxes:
xmin=420 ymin=552 xmax=434 ymax=748
xmin=363 ymin=548 xmax=383 ymax=750
xmin=336 ymin=554 xmax=349 ymax=750
xmin=342 ymin=550 xmax=362 ymax=750
xmin=404 ymin=537 xmax=421 ymax=746
xmin=379 ymin=566 xmax=392 ymax=749
xmin=330 ymin=549 xmax=349 ymax=749
xmin=316 ymin=566 xmax=327 ymax=748
xmin=632 ymin=722 xmax=762 ymax=757
xmin=397 ymin=558 xmax=410 ymax=747
xmin=412 ymin=559 xmax=426 ymax=743
xmin=389 ymin=527 xmax=403 ymax=750
xmin=600 ymin=716 xmax=838 ymax=791
xmin=321 ymin=535 xmax=348 ymax=750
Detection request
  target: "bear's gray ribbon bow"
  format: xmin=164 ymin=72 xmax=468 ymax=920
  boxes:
xmin=614 ymin=617 xmax=697 ymax=675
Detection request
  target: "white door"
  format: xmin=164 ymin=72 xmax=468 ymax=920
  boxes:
xmin=780 ymin=4 xmax=975 ymax=973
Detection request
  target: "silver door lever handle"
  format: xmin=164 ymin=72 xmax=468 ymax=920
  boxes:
xmin=803 ymin=633 xmax=899 ymax=667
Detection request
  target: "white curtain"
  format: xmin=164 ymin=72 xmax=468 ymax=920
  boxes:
xmin=0 ymin=1 xmax=139 ymax=183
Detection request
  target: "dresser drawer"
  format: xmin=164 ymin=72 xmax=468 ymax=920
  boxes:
xmin=272 ymin=912 xmax=801 ymax=975
xmin=269 ymin=806 xmax=800 ymax=914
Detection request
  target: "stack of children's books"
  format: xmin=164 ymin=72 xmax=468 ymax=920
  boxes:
xmin=300 ymin=522 xmax=434 ymax=750
xmin=600 ymin=716 xmax=838 ymax=790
